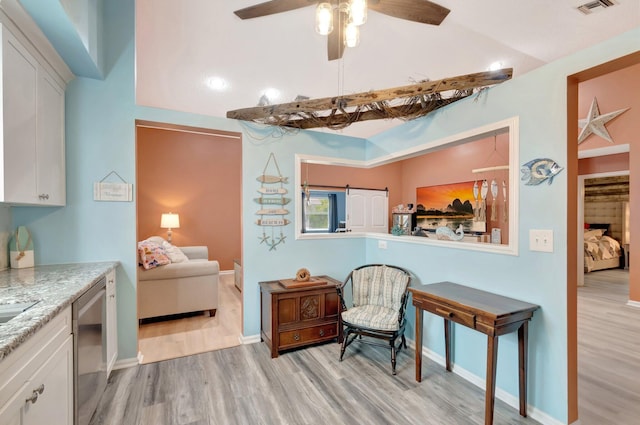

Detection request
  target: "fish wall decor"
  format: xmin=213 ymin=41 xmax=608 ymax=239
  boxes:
xmin=521 ymin=158 xmax=564 ymax=186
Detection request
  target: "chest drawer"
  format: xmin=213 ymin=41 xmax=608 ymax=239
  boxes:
xmin=279 ymin=323 xmax=338 ymax=348
xmin=417 ymin=298 xmax=476 ymax=329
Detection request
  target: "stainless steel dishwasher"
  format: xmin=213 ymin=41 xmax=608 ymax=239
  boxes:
xmin=72 ymin=277 xmax=107 ymax=425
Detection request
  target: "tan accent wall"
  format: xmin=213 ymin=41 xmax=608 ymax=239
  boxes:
xmin=136 ymin=123 xmax=242 ymax=271
xmin=578 ymin=153 xmax=629 ymax=175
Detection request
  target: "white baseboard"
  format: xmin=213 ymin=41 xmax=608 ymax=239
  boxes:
xmin=239 ymin=333 xmax=261 ymax=345
xmin=220 ymin=269 xmax=234 ymax=276
xmin=406 ymin=339 xmax=563 ymax=425
xmin=112 ymin=355 xmax=142 ymax=370
xmin=626 ymin=299 xmax=640 ymax=308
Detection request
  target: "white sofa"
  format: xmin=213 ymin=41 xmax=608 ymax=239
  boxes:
xmin=138 ymin=237 xmax=219 ymax=321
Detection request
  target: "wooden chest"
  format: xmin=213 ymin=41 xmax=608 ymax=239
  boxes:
xmin=259 ymin=275 xmax=341 ymax=358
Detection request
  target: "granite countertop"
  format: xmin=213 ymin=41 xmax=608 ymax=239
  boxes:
xmin=0 ymin=262 xmax=119 ymax=362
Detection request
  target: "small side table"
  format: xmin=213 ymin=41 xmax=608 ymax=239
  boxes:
xmin=410 ymin=282 xmax=539 ymax=425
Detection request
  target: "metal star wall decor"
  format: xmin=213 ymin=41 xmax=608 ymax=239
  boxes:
xmin=578 ymin=97 xmax=629 ymax=144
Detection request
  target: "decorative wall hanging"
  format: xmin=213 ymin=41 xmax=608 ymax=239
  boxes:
xmin=256 ymin=153 xmax=290 ymax=251
xmin=480 ymin=179 xmax=488 ymax=222
xmin=93 ymin=170 xmax=133 ymax=202
xmin=521 ymin=158 xmax=564 ymax=186
xmin=502 ymin=181 xmax=508 ymax=222
xmin=227 ymin=69 xmax=512 ymax=131
xmin=490 ymin=179 xmax=498 ymax=221
xmin=578 ymin=97 xmax=630 ymax=144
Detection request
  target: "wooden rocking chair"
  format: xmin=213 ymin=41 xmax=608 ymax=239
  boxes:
xmin=336 ymin=264 xmax=411 ymax=375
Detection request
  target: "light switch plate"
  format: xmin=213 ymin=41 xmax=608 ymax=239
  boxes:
xmin=529 ymin=229 xmax=553 ymax=252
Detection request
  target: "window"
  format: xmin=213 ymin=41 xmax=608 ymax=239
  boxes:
xmin=304 ymin=193 xmax=330 ymax=232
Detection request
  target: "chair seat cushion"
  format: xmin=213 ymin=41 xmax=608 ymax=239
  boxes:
xmin=341 ymin=305 xmax=399 ymax=331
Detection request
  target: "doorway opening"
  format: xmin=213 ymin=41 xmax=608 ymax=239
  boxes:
xmin=567 ymin=51 xmax=640 ymax=423
xmin=135 ymin=120 xmax=243 ymax=363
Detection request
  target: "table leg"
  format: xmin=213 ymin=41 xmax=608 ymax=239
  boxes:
xmin=415 ymin=307 xmax=423 ymax=382
xmin=444 ymin=318 xmax=452 ymax=372
xmin=485 ymin=335 xmax=498 ymax=425
xmin=518 ymin=321 xmax=529 ymax=417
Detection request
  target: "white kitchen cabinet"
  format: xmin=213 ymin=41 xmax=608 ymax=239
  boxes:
xmin=22 ymin=335 xmax=73 ymax=425
xmin=0 ymin=307 xmax=73 ymax=425
xmin=106 ymin=269 xmax=118 ymax=376
xmin=0 ymin=23 xmax=65 ymax=206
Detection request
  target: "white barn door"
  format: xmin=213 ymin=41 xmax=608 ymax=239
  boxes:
xmin=346 ymin=189 xmax=389 ymax=233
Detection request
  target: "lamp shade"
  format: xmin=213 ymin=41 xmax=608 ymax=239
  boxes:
xmin=160 ymin=213 xmax=180 ymax=229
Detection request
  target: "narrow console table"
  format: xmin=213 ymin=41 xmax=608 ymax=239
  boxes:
xmin=260 ymin=276 xmax=341 ymax=358
xmin=409 ymin=282 xmax=539 ymax=425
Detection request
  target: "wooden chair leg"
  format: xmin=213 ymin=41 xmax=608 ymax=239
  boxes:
xmin=340 ymin=328 xmax=351 ymax=361
xmin=391 ymin=340 xmax=397 ymax=375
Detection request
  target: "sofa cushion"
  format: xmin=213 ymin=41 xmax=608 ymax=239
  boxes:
xmin=162 ymin=241 xmax=189 ymax=263
xmin=138 ymin=259 xmax=220 ymax=280
xmin=138 ymin=240 xmax=170 ymax=270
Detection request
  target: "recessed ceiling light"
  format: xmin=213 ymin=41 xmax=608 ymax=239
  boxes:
xmin=488 ymin=61 xmax=503 ymax=71
xmin=263 ymin=87 xmax=281 ymax=102
xmin=206 ymin=77 xmax=228 ymax=91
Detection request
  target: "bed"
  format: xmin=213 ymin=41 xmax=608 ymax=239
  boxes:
xmin=583 ymin=225 xmax=622 ymax=272
xmin=583 ymin=201 xmax=627 ymax=273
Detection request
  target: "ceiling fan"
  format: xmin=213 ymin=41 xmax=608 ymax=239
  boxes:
xmin=234 ymin=0 xmax=450 ymax=61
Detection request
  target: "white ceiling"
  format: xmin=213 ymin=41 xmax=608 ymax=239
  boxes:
xmin=27 ymin=0 xmax=640 ymax=139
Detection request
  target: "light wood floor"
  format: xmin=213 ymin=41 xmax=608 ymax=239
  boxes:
xmin=93 ymin=269 xmax=638 ymax=424
xmin=138 ymin=273 xmax=241 ymax=364
xmin=92 ymin=339 xmax=541 ymax=425
xmin=578 ymin=268 xmax=640 ymax=424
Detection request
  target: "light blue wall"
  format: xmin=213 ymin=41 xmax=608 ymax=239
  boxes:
xmin=365 ymin=27 xmax=640 ymax=423
xmin=12 ymin=0 xmax=368 ymax=361
xmin=9 ymin=0 xmax=639 ymax=421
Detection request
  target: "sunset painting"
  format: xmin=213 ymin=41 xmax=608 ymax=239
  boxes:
xmin=416 ymin=181 xmax=486 ymax=233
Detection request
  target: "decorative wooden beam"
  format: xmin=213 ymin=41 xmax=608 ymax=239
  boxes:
xmin=273 ymin=94 xmax=466 ymax=129
xmin=226 ymin=68 xmax=513 ymax=128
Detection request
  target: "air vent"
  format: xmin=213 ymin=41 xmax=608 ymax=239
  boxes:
xmin=577 ymin=0 xmax=617 ymax=14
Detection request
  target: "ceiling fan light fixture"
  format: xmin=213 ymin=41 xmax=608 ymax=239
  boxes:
xmin=315 ymin=3 xmax=334 ymax=35
xmin=344 ymin=22 xmax=360 ymax=48
xmin=348 ymin=0 xmax=367 ymax=26
xmin=349 ymin=0 xmax=367 ymax=25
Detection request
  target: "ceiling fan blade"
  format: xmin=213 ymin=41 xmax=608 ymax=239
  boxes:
xmin=327 ymin=9 xmax=345 ymax=61
xmin=369 ymin=0 xmax=450 ymax=26
xmin=234 ymin=0 xmax=316 ymax=19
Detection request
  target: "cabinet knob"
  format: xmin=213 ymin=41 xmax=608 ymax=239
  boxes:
xmin=319 ymin=329 xmax=325 ymax=337
xmin=38 ymin=194 xmax=50 ymax=200
xmin=293 ymin=333 xmax=300 ymax=341
xmin=25 ymin=385 xmax=43 ymax=404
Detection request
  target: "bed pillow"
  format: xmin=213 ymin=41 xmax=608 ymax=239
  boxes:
xmin=138 ymin=239 xmax=171 ymax=270
xmin=162 ymin=240 xmax=189 ymax=263
xmin=584 ymin=228 xmax=605 ymax=242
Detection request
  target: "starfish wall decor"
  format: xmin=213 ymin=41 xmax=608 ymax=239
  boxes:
xmin=578 ymin=97 xmax=630 ymax=144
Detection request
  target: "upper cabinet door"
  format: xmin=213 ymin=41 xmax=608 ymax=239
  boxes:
xmin=36 ymin=70 xmax=65 ymax=205
xmin=2 ymin=27 xmax=38 ymax=203
xmin=1 ymin=24 xmax=66 ymax=206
